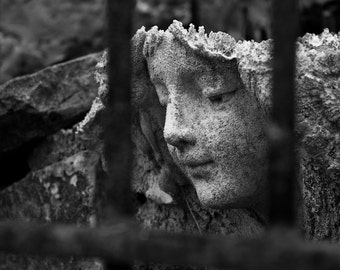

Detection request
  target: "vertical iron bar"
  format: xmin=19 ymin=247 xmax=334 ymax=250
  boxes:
xmin=268 ymin=0 xmax=299 ymax=226
xmin=105 ymin=0 xmax=135 ymax=217
xmin=191 ymin=0 xmax=200 ymax=26
xmin=104 ymin=0 xmax=135 ymax=269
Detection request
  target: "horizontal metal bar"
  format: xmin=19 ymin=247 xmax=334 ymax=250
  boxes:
xmin=1 ymin=221 xmax=340 ymax=270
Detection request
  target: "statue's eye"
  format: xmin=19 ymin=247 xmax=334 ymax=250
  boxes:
xmin=207 ymin=92 xmax=235 ymax=104
xmin=208 ymin=94 xmax=225 ymax=103
xmin=203 ymin=85 xmax=236 ymax=104
xmin=199 ymin=72 xmax=239 ymax=105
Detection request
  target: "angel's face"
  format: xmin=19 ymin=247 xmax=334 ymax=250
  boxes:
xmin=147 ymin=38 xmax=268 ymax=209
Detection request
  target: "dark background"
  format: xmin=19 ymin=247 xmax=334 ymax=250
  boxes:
xmin=1 ymin=0 xmax=340 ymax=85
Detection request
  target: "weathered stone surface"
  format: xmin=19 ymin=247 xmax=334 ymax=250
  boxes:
xmin=0 ymin=150 xmax=101 ymax=269
xmin=0 ymin=52 xmax=103 ymax=269
xmin=0 ymin=0 xmax=105 ymax=83
xmin=28 ymin=128 xmax=89 ymax=171
xmin=91 ymin=22 xmax=340 ymax=247
xmin=87 ymin=23 xmax=268 ymax=244
xmin=233 ymin=29 xmax=340 ymax=241
xmin=0 ymin=53 xmax=101 ymax=153
xmin=295 ymin=32 xmax=340 ymax=241
xmin=0 ymin=150 xmax=99 ymax=223
xmin=137 ymin=186 xmax=264 ymax=235
xmin=1 ymin=20 xmax=338 ymax=270
xmin=144 ymin=25 xmax=268 ymax=210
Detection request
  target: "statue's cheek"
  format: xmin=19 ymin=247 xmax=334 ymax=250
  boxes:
xmin=200 ymin=114 xmax=236 ymax=145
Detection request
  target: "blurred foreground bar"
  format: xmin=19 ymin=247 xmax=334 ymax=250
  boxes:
xmin=105 ymin=0 xmax=135 ymax=269
xmin=104 ymin=0 xmax=135 ymax=218
xmin=269 ymin=0 xmax=299 ymax=225
xmin=191 ymin=0 xmax=200 ymax=26
xmin=1 ymin=222 xmax=340 ymax=270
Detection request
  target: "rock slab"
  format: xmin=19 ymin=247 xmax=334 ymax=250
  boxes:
xmin=0 ymin=150 xmax=101 ymax=269
xmin=0 ymin=53 xmax=100 ymax=153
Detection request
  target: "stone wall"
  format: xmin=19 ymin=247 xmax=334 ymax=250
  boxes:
xmin=0 ymin=54 xmax=102 ymax=270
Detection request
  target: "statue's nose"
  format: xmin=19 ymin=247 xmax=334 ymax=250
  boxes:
xmin=164 ymin=127 xmax=196 ymax=150
xmin=163 ymin=102 xmax=196 ymax=151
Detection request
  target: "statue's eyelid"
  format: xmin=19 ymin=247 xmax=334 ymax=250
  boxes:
xmin=202 ymin=85 xmax=238 ymax=104
xmin=202 ymin=87 xmax=227 ymax=97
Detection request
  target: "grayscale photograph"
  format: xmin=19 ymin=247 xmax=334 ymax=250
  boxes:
xmin=0 ymin=0 xmax=339 ymax=269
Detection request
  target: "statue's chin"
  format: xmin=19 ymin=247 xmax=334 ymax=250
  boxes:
xmin=194 ymin=181 xmax=258 ymax=210
xmin=197 ymin=195 xmax=256 ymax=210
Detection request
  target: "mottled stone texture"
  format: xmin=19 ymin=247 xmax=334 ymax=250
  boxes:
xmin=234 ymin=29 xmax=340 ymax=240
xmin=87 ymin=23 xmax=269 ymax=243
xmin=0 ymin=54 xmax=102 ymax=269
xmin=295 ymin=32 xmax=340 ymax=241
xmin=0 ymin=21 xmax=339 ymax=270
xmin=28 ymin=128 xmax=89 ymax=171
xmin=0 ymin=150 xmax=98 ymax=223
xmin=144 ymin=25 xmax=268 ymax=210
xmin=90 ymin=22 xmax=340 ymax=245
xmin=0 ymin=53 xmax=100 ymax=152
xmin=0 ymin=151 xmax=101 ymax=269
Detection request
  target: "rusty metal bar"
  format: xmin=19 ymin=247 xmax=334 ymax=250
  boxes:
xmin=1 ymin=222 xmax=340 ymax=270
xmin=268 ymin=0 xmax=299 ymax=225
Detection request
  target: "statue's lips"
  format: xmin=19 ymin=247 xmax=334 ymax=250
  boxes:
xmin=182 ymin=160 xmax=214 ymax=179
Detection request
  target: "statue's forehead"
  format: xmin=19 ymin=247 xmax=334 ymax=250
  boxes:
xmin=147 ymin=38 xmax=216 ymax=81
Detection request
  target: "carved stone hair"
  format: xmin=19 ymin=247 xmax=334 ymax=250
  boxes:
xmin=141 ymin=20 xmax=273 ymax=115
